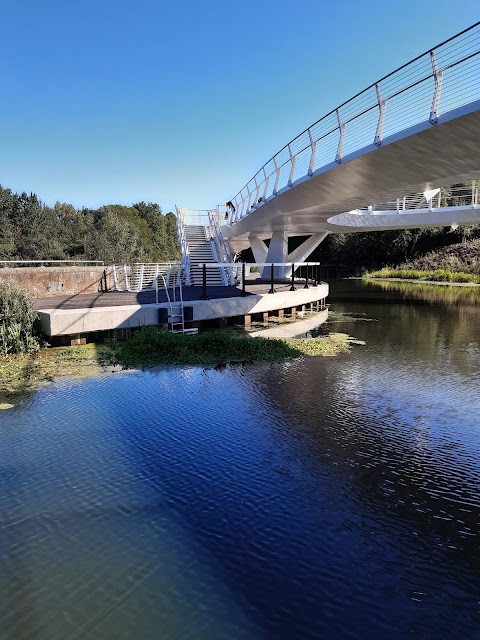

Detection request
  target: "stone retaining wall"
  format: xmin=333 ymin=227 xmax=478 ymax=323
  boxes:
xmin=0 ymin=266 xmax=112 ymax=298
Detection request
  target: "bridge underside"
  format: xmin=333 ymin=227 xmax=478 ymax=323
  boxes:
xmin=222 ymin=103 xmax=480 ymax=256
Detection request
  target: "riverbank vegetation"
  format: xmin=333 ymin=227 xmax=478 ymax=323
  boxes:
xmin=0 ymin=281 xmax=44 ymax=355
xmin=0 ymin=186 xmax=179 ymax=264
xmin=105 ymin=327 xmax=361 ymax=368
xmin=363 ymin=238 xmax=480 ymax=283
xmin=0 ymin=328 xmax=363 ymax=406
xmin=362 ymin=278 xmax=480 ymax=305
xmin=313 ymin=228 xmax=480 ymax=275
xmin=0 ymin=344 xmax=110 ymax=408
xmin=365 ymin=267 xmax=480 ymax=284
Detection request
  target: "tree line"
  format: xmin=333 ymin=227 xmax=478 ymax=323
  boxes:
xmin=0 ymin=186 xmax=180 ymax=264
xmin=312 ymin=225 xmax=475 ymax=272
xmin=2 ymin=182 xmax=478 ymax=271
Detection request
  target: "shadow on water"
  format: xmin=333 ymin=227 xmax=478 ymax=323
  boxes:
xmin=1 ymin=280 xmax=480 ymax=639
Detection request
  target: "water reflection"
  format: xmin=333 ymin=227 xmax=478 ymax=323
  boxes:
xmin=342 ymin=277 xmax=480 ymax=306
xmin=1 ymin=280 xmax=480 ymax=639
xmin=248 ymin=310 xmax=328 ymax=338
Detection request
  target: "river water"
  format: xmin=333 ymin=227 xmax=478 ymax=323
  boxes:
xmin=1 ymin=279 xmax=480 ymax=640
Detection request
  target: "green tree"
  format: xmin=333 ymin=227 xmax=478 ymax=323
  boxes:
xmin=0 ymin=187 xmax=17 ymax=259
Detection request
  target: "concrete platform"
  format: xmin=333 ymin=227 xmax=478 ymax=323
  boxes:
xmin=35 ymin=281 xmax=329 ymax=337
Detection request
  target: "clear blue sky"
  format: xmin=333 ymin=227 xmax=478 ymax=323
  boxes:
xmin=0 ymin=0 xmax=477 ymax=213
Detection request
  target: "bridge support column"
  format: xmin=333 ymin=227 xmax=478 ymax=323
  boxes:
xmin=249 ymin=236 xmax=268 ymax=265
xmin=249 ymin=231 xmax=329 ymax=280
xmin=265 ymin=231 xmax=289 ymax=278
xmin=284 ymin=232 xmax=329 ymax=278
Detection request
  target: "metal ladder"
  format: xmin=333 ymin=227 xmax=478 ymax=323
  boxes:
xmin=159 ymin=274 xmax=198 ymax=335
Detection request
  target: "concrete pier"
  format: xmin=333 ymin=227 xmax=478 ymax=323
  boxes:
xmin=35 ymin=280 xmax=329 ymax=339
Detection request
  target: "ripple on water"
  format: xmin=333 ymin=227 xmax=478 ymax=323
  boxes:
xmin=1 ymin=288 xmax=480 ymax=639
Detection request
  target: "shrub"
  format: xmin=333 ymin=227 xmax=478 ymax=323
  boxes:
xmin=0 ymin=281 xmax=43 ymax=355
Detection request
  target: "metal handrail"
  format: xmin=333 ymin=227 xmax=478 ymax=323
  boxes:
xmin=228 ymin=22 xmax=480 ymax=224
xmin=178 ymin=208 xmax=218 ymax=227
xmin=207 ymin=209 xmax=237 ymax=284
xmin=175 ymin=206 xmax=191 ymax=285
xmin=158 ymin=272 xmax=186 ymax=333
xmin=111 ymin=262 xmax=182 ymax=292
xmin=352 ymin=185 xmax=479 ymax=214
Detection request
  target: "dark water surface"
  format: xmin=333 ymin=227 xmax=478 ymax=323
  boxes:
xmin=1 ymin=279 xmax=480 ymax=640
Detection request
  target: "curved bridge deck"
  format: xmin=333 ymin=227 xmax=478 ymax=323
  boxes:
xmin=210 ymin=24 xmax=480 ymax=257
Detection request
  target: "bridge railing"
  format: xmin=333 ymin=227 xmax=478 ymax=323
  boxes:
xmin=110 ymin=262 xmax=183 ymax=292
xmin=195 ymin=262 xmax=322 ymax=298
xmin=353 ymin=184 xmax=479 ymax=214
xmin=228 ymin=22 xmax=480 ymax=225
xmin=177 ymin=208 xmax=221 ymax=227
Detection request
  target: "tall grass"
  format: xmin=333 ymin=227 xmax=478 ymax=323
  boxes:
xmin=365 ymin=268 xmax=480 ymax=284
xmin=0 ymin=281 xmax=43 ymax=355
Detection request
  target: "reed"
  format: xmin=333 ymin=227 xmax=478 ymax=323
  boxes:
xmin=365 ymin=268 xmax=480 ymax=284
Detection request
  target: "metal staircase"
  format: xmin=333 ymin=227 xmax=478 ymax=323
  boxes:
xmin=184 ymin=225 xmax=226 ymax=286
xmin=176 ymin=208 xmax=236 ymax=287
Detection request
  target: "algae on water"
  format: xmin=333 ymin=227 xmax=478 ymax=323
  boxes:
xmin=0 ymin=329 xmax=365 ymax=404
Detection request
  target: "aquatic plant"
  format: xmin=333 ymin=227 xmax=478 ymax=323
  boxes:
xmin=106 ymin=327 xmax=360 ymax=368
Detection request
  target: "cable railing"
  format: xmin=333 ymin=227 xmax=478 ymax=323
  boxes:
xmin=175 ymin=206 xmax=192 ymax=285
xmin=227 ymin=22 xmax=480 ymax=225
xmin=207 ymin=209 xmax=239 ymax=285
xmin=110 ymin=262 xmax=183 ymax=292
xmin=351 ymin=184 xmax=479 ymax=214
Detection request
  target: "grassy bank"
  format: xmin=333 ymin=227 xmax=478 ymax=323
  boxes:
xmin=0 ymin=328 xmax=363 ymax=407
xmin=365 ymin=268 xmax=480 ymax=284
xmin=364 ymin=239 xmax=480 ymax=284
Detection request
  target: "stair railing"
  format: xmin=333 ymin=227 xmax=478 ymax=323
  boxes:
xmin=209 ymin=240 xmax=229 ymax=286
xmin=175 ymin=206 xmax=191 ymax=286
xmin=207 ymin=209 xmax=237 ymax=285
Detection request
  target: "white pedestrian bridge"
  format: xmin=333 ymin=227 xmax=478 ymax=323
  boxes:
xmin=188 ymin=23 xmax=480 ymax=271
